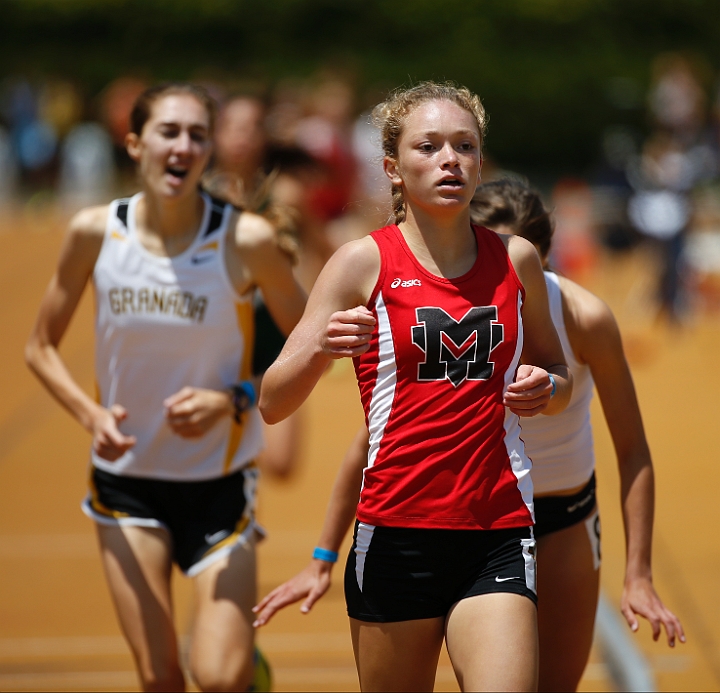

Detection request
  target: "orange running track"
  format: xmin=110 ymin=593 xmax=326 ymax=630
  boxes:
xmin=1 ymin=213 xmax=718 ymax=691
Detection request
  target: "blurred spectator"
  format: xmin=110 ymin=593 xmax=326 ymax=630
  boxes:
xmin=627 ymin=133 xmax=694 ymax=321
xmin=592 ymin=127 xmax=639 ymax=252
xmin=265 ymin=79 xmax=356 ymax=290
xmin=0 ymin=77 xmax=121 ymax=209
xmin=17 ymin=119 xmax=57 ymax=173
xmin=2 ymin=80 xmax=57 ymax=181
xmin=295 ymin=76 xmax=358 ymax=223
xmin=1 ymin=78 xmax=35 ymax=129
xmin=591 ymin=52 xmax=720 ymax=321
xmin=99 ymin=76 xmax=148 ymax=172
xmin=211 ymin=95 xmax=268 ymax=205
xmin=713 ymin=79 xmax=720 ymax=156
xmin=265 ymin=79 xmax=305 ymax=147
xmin=0 ymin=126 xmax=19 ymax=206
xmin=649 ymin=54 xmax=706 ymax=145
xmin=549 ymin=178 xmax=597 ymax=281
xmin=207 ymin=93 xmax=313 ymax=268
xmin=39 ymin=81 xmax=82 ymax=139
xmin=58 ymin=122 xmax=115 ymax=209
xmin=352 ymin=108 xmax=387 ymax=224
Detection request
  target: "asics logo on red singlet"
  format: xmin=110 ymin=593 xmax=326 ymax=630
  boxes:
xmin=411 ymin=306 xmax=504 ymax=387
xmin=391 ymin=278 xmax=422 ymax=288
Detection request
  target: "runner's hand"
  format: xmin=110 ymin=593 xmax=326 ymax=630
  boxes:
xmin=92 ymin=404 xmax=137 ymax=461
xmin=252 ymin=560 xmax=333 ymax=627
xmin=622 ymin=577 xmax=686 ymax=647
xmin=503 ymin=364 xmax=554 ymax=417
xmin=164 ymin=387 xmax=233 ymax=438
xmin=322 ymin=306 xmax=376 ymax=358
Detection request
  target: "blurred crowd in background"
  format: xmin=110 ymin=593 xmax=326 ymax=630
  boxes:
xmin=2 ymin=52 xmax=720 ymax=318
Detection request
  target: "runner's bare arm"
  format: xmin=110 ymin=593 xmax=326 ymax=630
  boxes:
xmin=253 ymin=425 xmax=369 ymax=626
xmin=503 ymin=235 xmax=572 ymax=416
xmin=234 ymin=212 xmax=307 ymax=337
xmin=569 ymin=285 xmax=685 ymax=647
xmin=259 ymin=237 xmax=380 ymax=424
xmin=25 ymin=207 xmax=137 ymax=460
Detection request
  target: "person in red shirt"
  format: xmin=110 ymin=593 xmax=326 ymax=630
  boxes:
xmin=258 ymin=82 xmax=572 ymax=691
xmin=257 ymin=178 xmax=685 ymax=692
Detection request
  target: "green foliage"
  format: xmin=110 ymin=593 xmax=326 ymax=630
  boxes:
xmin=2 ymin=0 xmax=718 ymax=174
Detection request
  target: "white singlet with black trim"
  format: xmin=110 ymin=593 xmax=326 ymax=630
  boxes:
xmin=91 ymin=192 xmax=262 ymax=480
xmin=520 ymin=271 xmax=595 ymax=494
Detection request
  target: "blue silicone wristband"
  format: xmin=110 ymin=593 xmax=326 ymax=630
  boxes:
xmin=239 ymin=380 xmax=256 ymax=407
xmin=231 ymin=381 xmax=256 ymax=423
xmin=312 ymin=547 xmax=339 ymax=563
xmin=548 ymin=373 xmax=557 ymax=398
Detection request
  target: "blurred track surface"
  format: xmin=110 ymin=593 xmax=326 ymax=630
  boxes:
xmin=0 ymin=217 xmax=717 ymax=691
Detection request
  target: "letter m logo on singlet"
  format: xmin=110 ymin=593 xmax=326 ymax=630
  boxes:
xmin=411 ymin=307 xmax=504 ymax=387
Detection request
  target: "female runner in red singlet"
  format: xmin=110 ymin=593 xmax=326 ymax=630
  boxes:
xmin=258 ymin=82 xmax=572 ymax=692
xmin=257 ymin=179 xmax=685 ymax=692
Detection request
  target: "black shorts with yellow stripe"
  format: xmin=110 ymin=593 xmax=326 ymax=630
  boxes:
xmin=82 ymin=465 xmax=259 ymax=576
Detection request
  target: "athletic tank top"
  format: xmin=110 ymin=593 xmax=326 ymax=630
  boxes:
xmin=91 ymin=192 xmax=263 ymax=480
xmin=519 ymin=272 xmax=595 ymax=494
xmin=354 ymin=224 xmax=534 ymax=530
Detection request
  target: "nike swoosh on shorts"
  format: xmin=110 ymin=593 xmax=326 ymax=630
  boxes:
xmin=205 ymin=529 xmax=231 ymax=545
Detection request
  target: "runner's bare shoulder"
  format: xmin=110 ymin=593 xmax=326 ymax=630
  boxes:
xmin=556 ymin=274 xmax=618 ymax=364
xmin=60 ymin=205 xmax=110 ymax=270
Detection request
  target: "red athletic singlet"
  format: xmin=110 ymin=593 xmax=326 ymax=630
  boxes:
xmin=354 ymin=224 xmax=534 ymax=530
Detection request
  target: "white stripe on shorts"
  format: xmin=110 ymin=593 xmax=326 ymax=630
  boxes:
xmin=584 ymin=508 xmax=601 ymax=570
xmin=521 ymin=537 xmax=537 ymax=594
xmin=354 ymin=522 xmax=375 ymax=591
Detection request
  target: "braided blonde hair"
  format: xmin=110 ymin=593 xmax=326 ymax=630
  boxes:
xmin=372 ymin=81 xmax=487 ymax=224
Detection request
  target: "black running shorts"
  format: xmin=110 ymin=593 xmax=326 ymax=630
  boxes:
xmin=83 ymin=465 xmax=259 ymax=576
xmin=345 ymin=522 xmax=537 ymax=623
xmin=533 ymin=472 xmax=597 ymax=538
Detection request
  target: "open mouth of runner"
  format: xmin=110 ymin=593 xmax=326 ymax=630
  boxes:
xmin=437 ymin=177 xmax=464 ymax=190
xmin=166 ymin=166 xmax=189 ymax=183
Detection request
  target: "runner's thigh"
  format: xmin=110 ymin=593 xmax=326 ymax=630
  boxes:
xmin=446 ymin=592 xmax=538 ymax=692
xmin=350 ymin=616 xmax=445 ymax=692
xmin=96 ymin=524 xmax=183 ymax=690
xmin=189 ymin=538 xmax=257 ymax=691
xmin=537 ymin=515 xmax=600 ymax=692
